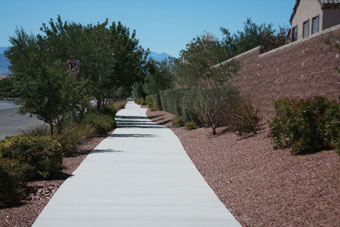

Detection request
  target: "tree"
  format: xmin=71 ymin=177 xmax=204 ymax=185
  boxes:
xmin=82 ymin=20 xmax=147 ymax=111
xmin=0 ymin=76 xmax=16 ymax=98
xmin=220 ymin=18 xmax=288 ymax=58
xmin=5 ymin=16 xmax=147 ymax=134
xmin=143 ymin=58 xmax=175 ymax=95
xmin=6 ymin=29 xmax=76 ymax=135
xmin=175 ymin=33 xmax=239 ymax=135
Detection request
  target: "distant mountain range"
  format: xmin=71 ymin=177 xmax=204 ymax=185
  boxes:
xmin=0 ymin=48 xmax=171 ymax=75
xmin=148 ymin=52 xmax=172 ymax=62
xmin=0 ymin=47 xmax=10 ymax=75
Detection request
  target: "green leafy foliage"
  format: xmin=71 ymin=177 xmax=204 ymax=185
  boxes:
xmin=133 ymin=83 xmax=146 ymax=101
xmin=0 ymin=158 xmax=31 ymax=205
xmin=0 ymin=76 xmax=17 ymax=99
xmin=145 ymin=95 xmax=154 ymax=109
xmin=221 ymin=18 xmax=288 ymax=57
xmin=112 ymin=100 xmax=127 ymax=111
xmin=269 ymin=97 xmax=340 ymax=155
xmin=160 ymin=87 xmax=239 ymax=134
xmin=172 ymin=116 xmax=184 ymax=128
xmin=84 ymin=112 xmax=116 ymax=135
xmin=174 ymin=33 xmax=240 ymax=135
xmin=175 ymin=33 xmax=239 ymax=89
xmin=143 ymin=59 xmax=175 ymax=95
xmin=6 ymin=16 xmax=146 ymax=134
xmin=102 ymin=104 xmax=116 ymax=117
xmin=151 ymin=94 xmax=162 ymax=111
xmin=135 ymin=98 xmax=145 ymax=106
xmin=185 ymin=122 xmax=198 ymax=130
xmin=57 ymin=123 xmax=95 ymax=155
xmin=0 ymin=136 xmax=62 ymax=179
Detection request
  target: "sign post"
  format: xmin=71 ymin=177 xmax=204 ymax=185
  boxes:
xmin=67 ymin=60 xmax=80 ymax=73
xmin=67 ymin=60 xmax=80 ymax=127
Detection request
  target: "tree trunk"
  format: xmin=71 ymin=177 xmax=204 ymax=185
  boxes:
xmin=96 ymin=98 xmax=101 ymax=112
xmin=57 ymin=119 xmax=63 ymax=135
xmin=49 ymin=123 xmax=54 ymax=136
xmin=212 ymin=127 xmax=216 ymax=135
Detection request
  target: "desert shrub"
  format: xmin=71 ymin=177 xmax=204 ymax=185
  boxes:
xmin=270 ymin=97 xmax=340 ymax=155
xmin=194 ymin=86 xmax=239 ymax=134
xmin=113 ymin=100 xmax=126 ymax=111
xmin=0 ymin=136 xmax=62 ymax=179
xmin=85 ymin=112 xmax=116 ymax=135
xmin=57 ymin=122 xmax=95 ymax=155
xmin=151 ymin=93 xmax=162 ymax=110
xmin=0 ymin=158 xmax=32 ymax=205
xmin=179 ymin=89 xmax=201 ymax=124
xmin=159 ymin=86 xmax=239 ymax=134
xmin=229 ymin=97 xmax=261 ymax=136
xmin=135 ymin=98 xmax=145 ymax=105
xmin=172 ymin=116 xmax=184 ymax=128
xmin=102 ymin=104 xmax=116 ymax=116
xmin=145 ymin=95 xmax=154 ymax=108
xmin=159 ymin=90 xmax=168 ymax=111
xmin=20 ymin=124 xmax=50 ymax=137
xmin=185 ymin=121 xmax=198 ymax=130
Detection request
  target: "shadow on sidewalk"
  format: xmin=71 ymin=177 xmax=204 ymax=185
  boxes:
xmin=91 ymin=149 xmax=124 ymax=154
xmin=109 ymin=133 xmax=156 ymax=138
xmin=116 ymin=115 xmax=162 ymax=120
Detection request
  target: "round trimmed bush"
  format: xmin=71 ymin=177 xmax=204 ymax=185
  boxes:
xmin=0 ymin=135 xmax=63 ymax=179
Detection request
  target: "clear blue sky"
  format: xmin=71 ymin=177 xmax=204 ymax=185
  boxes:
xmin=0 ymin=0 xmax=295 ymax=57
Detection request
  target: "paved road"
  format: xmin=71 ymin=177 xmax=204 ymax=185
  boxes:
xmin=0 ymin=102 xmax=44 ymax=140
xmin=33 ymin=101 xmax=240 ymax=227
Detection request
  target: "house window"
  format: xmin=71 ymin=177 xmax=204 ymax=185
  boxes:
xmin=303 ymin=20 xmax=310 ymax=38
xmin=312 ymin=16 xmax=319 ymax=34
xmin=292 ymin=26 xmax=298 ymax=41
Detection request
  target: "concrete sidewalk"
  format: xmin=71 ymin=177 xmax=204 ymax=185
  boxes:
xmin=33 ymin=101 xmax=240 ymax=227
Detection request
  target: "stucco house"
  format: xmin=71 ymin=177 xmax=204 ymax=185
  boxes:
xmin=290 ymin=0 xmax=340 ymax=41
xmin=0 ymin=75 xmax=9 ymax=80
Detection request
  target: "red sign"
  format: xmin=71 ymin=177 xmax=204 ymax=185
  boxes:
xmin=67 ymin=60 xmax=80 ymax=73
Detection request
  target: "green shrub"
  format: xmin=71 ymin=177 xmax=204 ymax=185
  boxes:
xmin=185 ymin=121 xmax=198 ymax=130
xmin=151 ymin=93 xmax=162 ymax=110
xmin=145 ymin=95 xmax=154 ymax=108
xmin=0 ymin=136 xmax=62 ymax=179
xmin=102 ymin=104 xmax=116 ymax=116
xmin=172 ymin=116 xmax=184 ymax=128
xmin=229 ymin=98 xmax=261 ymax=136
xmin=0 ymin=158 xmax=31 ymax=205
xmin=57 ymin=122 xmax=95 ymax=155
xmin=85 ymin=112 xmax=116 ymax=135
xmin=269 ymin=97 xmax=340 ymax=155
xmin=113 ymin=100 xmax=126 ymax=111
xmin=135 ymin=98 xmax=145 ymax=105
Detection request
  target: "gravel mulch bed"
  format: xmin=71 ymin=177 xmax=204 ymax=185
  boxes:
xmin=0 ymin=134 xmax=107 ymax=227
xmin=147 ymin=109 xmax=340 ymax=227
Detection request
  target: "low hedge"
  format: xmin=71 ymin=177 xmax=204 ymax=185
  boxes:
xmin=270 ymin=96 xmax=340 ymax=155
xmin=0 ymin=135 xmax=62 ymax=179
xmin=85 ymin=112 xmax=117 ymax=135
xmin=151 ymin=93 xmax=162 ymax=110
xmin=145 ymin=95 xmax=154 ymax=109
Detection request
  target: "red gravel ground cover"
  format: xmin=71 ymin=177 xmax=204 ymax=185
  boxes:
xmin=0 ymin=135 xmax=107 ymax=227
xmin=147 ymin=109 xmax=340 ymax=227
